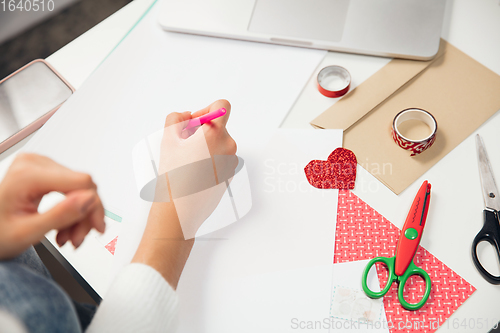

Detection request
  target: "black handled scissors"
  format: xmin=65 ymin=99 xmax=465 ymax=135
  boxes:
xmin=471 ymin=134 xmax=500 ymax=284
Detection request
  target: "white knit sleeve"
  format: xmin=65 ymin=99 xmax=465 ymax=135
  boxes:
xmin=86 ymin=263 xmax=178 ymax=333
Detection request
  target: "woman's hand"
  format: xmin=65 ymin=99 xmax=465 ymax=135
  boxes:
xmin=158 ymin=99 xmax=238 ymax=238
xmin=132 ymin=99 xmax=237 ymax=289
xmin=0 ymin=154 xmax=105 ymax=260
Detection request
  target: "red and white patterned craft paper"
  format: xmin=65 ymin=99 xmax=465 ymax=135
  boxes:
xmin=334 ymin=190 xmax=475 ymax=333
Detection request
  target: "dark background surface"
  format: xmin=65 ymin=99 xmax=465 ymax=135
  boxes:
xmin=0 ymin=0 xmax=132 ymax=79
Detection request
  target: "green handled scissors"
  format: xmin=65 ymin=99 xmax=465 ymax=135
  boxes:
xmin=361 ymin=180 xmax=432 ymax=311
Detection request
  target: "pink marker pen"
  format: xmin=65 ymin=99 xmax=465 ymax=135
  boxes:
xmin=184 ymin=108 xmax=227 ymax=130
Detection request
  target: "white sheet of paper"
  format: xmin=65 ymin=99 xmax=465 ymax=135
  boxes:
xmin=204 ymin=262 xmax=384 ymax=333
xmin=19 ymin=1 xmax=326 ymax=297
xmin=176 ymin=129 xmax=342 ymax=332
xmin=37 ymin=192 xmax=117 ymax=294
xmin=209 ymin=265 xmax=335 ymax=332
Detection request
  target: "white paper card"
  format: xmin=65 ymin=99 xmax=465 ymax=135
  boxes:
xmin=176 ymin=129 xmax=342 ymax=332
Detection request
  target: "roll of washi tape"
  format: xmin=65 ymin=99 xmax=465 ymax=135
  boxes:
xmin=317 ymin=65 xmax=351 ymax=98
xmin=392 ymin=108 xmax=437 ymax=156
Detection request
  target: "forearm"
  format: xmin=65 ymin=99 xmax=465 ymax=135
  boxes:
xmin=131 ymin=202 xmax=194 ymax=289
xmin=87 ymin=263 xmax=178 ymax=332
xmin=131 ymin=101 xmax=235 ymax=289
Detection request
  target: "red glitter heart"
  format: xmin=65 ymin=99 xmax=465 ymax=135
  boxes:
xmin=304 ymin=148 xmax=357 ymax=189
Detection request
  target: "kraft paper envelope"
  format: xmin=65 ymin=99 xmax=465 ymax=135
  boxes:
xmin=311 ymin=40 xmax=500 ymax=194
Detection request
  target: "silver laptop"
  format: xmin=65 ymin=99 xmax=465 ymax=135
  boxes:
xmin=158 ymin=0 xmax=446 ymax=60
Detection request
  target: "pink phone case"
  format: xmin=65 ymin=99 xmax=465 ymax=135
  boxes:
xmin=0 ymin=59 xmax=75 ymax=154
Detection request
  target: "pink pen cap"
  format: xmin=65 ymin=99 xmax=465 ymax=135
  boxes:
xmin=185 ymin=108 xmax=227 ymax=130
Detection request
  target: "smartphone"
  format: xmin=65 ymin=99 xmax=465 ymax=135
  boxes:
xmin=0 ymin=59 xmax=74 ymax=154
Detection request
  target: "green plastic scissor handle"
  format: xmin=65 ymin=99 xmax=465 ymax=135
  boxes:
xmin=362 ymin=256 xmax=397 ymax=298
xmin=361 ymin=257 xmax=432 ymax=311
xmin=397 ymin=261 xmax=432 ymax=311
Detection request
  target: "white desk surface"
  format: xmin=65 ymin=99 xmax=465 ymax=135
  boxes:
xmin=1 ymin=0 xmax=500 ymax=331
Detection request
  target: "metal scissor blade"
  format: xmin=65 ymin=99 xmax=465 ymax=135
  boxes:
xmin=476 ymin=134 xmax=500 ymax=211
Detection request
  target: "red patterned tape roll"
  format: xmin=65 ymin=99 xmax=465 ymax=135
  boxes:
xmin=392 ymin=108 xmax=437 ymax=156
xmin=316 ymin=65 xmax=350 ymax=98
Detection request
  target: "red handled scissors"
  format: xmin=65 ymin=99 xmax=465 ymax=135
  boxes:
xmin=361 ymin=180 xmax=432 ymax=310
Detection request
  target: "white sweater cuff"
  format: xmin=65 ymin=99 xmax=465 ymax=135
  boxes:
xmin=86 ymin=263 xmax=178 ymax=333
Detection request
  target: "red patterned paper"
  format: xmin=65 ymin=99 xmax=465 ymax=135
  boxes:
xmin=105 ymin=236 xmax=118 ymax=255
xmin=334 ymin=190 xmax=475 ymax=333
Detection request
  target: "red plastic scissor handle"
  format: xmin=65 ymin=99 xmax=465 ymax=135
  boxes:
xmin=394 ymin=181 xmax=432 ymax=276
